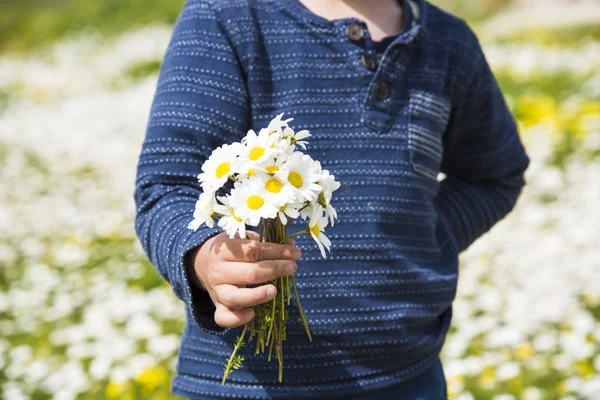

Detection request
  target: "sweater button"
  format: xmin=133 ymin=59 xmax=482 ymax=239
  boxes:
xmin=346 ymin=23 xmax=364 ymax=41
xmin=361 ymin=53 xmax=377 ymax=70
xmin=373 ymin=81 xmax=390 ymax=100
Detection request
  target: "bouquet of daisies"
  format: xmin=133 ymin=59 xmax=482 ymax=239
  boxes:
xmin=187 ymin=114 xmax=340 ymax=384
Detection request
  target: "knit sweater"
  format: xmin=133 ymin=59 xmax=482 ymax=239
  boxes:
xmin=132 ymin=0 xmax=531 ymax=398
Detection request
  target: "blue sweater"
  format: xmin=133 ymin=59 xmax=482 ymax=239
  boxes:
xmin=133 ymin=0 xmax=530 ymax=398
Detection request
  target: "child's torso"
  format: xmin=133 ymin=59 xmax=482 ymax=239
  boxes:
xmin=176 ymin=1 xmax=463 ymax=398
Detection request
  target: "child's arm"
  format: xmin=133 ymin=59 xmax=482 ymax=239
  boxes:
xmin=433 ymin=22 xmax=531 ymax=254
xmin=133 ymin=0 xmax=248 ymax=335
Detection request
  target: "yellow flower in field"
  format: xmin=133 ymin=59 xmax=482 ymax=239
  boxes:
xmin=478 ymin=365 xmax=496 ymax=389
xmin=515 ymin=343 xmax=534 ymax=359
xmin=580 ymin=100 xmax=600 ymax=117
xmin=556 ymin=380 xmax=568 ymax=396
xmin=577 ymin=100 xmax=600 ymax=137
xmin=445 ymin=374 xmax=464 ymax=399
xmin=574 ymin=359 xmax=595 ymax=379
xmin=509 ymin=375 xmax=523 ymax=392
xmin=135 ymin=365 xmax=170 ymax=393
xmin=106 ymin=381 xmax=127 ymax=399
xmin=515 ymin=94 xmax=557 ymax=127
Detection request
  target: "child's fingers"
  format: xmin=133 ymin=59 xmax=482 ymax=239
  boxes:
xmin=213 ymin=283 xmax=277 ymax=310
xmin=217 ymin=259 xmax=297 ymax=286
xmin=221 ymin=239 xmax=301 ymax=262
xmin=214 ymin=302 xmax=255 ymax=329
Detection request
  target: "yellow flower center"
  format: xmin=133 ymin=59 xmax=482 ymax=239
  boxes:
xmin=246 ymin=195 xmax=264 ymax=210
xmin=266 ymin=165 xmax=279 ymax=174
xmin=247 ymin=168 xmax=255 ymax=176
xmin=231 ymin=209 xmax=242 ymax=222
xmin=310 ymin=223 xmax=320 ymax=236
xmin=279 ymin=204 xmax=287 ymax=212
xmin=215 ymin=162 xmax=230 ymax=178
xmin=265 ymin=178 xmax=283 ymax=193
xmin=288 ymin=171 xmax=303 ymax=188
xmin=248 ymin=146 xmax=264 ymax=161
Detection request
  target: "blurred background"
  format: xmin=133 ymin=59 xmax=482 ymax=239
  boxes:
xmin=1 ymin=0 xmax=599 ymax=399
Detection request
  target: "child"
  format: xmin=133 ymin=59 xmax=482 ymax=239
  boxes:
xmin=133 ymin=0 xmax=530 ymax=398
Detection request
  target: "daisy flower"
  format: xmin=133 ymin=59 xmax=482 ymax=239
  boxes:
xmin=197 ymin=143 xmax=239 ymax=193
xmin=275 ymin=152 xmax=322 ymax=202
xmin=233 ymin=158 xmax=257 ymax=180
xmin=299 ymin=200 xmax=319 ymax=221
xmin=273 ymin=136 xmax=295 ymax=158
xmin=228 ymin=179 xmax=279 ymax=226
xmin=214 ymin=195 xmax=247 ymax=239
xmin=277 ymin=200 xmax=303 ymax=225
xmin=239 ymin=128 xmax=278 ymax=164
xmin=266 ymin=113 xmax=294 ymax=138
xmin=306 ymin=212 xmax=331 ymax=258
xmin=282 ymin=126 xmax=311 ymax=150
xmin=235 ymin=148 xmax=289 ymax=181
xmin=316 ymin=169 xmax=341 ymax=226
xmin=253 ymin=170 xmax=297 ymax=207
xmin=188 ymin=191 xmax=217 ymax=231
xmin=256 ymin=156 xmax=287 ymax=176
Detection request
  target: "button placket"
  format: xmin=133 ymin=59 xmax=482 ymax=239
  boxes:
xmin=360 ymin=44 xmax=404 ymax=133
xmin=373 ymin=81 xmax=390 ymax=101
xmin=346 ymin=22 xmax=364 ymax=42
xmin=361 ymin=53 xmax=377 ymax=71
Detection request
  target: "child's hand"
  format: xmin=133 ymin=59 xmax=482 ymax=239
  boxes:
xmin=188 ymin=231 xmax=302 ymax=329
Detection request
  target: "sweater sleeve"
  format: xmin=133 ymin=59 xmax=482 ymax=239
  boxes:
xmin=133 ymin=0 xmax=249 ymax=336
xmin=432 ymin=25 xmax=531 ymax=254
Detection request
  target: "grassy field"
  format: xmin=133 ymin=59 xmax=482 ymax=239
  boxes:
xmin=0 ymin=0 xmax=510 ymax=53
xmin=1 ymin=1 xmax=599 ymax=399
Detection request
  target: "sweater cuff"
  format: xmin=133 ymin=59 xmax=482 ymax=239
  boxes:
xmin=181 ymin=226 xmax=231 ymax=336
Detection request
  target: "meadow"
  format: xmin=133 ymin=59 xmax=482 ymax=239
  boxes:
xmin=0 ymin=1 xmax=599 ymax=399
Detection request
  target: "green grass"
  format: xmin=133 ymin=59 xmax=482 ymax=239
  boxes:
xmin=429 ymin=0 xmax=513 ymax=24
xmin=0 ymin=0 xmax=510 ymax=54
xmin=0 ymin=0 xmax=186 ymax=53
xmin=490 ymin=23 xmax=600 ymax=48
xmin=496 ymin=69 xmax=594 ymax=104
xmin=124 ymin=59 xmax=163 ymax=80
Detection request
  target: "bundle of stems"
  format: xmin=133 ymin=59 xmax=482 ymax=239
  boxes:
xmin=221 ymin=217 xmax=312 ymax=385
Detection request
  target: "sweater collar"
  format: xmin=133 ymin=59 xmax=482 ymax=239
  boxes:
xmin=280 ymin=0 xmax=428 ymax=40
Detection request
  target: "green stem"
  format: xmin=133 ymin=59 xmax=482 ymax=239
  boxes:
xmin=266 ymin=279 xmax=276 ymax=345
xmin=291 ymin=274 xmax=312 ymax=342
xmin=222 ymin=324 xmax=248 ymax=385
xmin=286 ymin=230 xmax=307 ymax=239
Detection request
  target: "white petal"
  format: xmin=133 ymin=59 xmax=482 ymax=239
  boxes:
xmin=187 ymin=219 xmax=202 ymax=231
xmin=320 ymin=233 xmax=331 ymax=249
